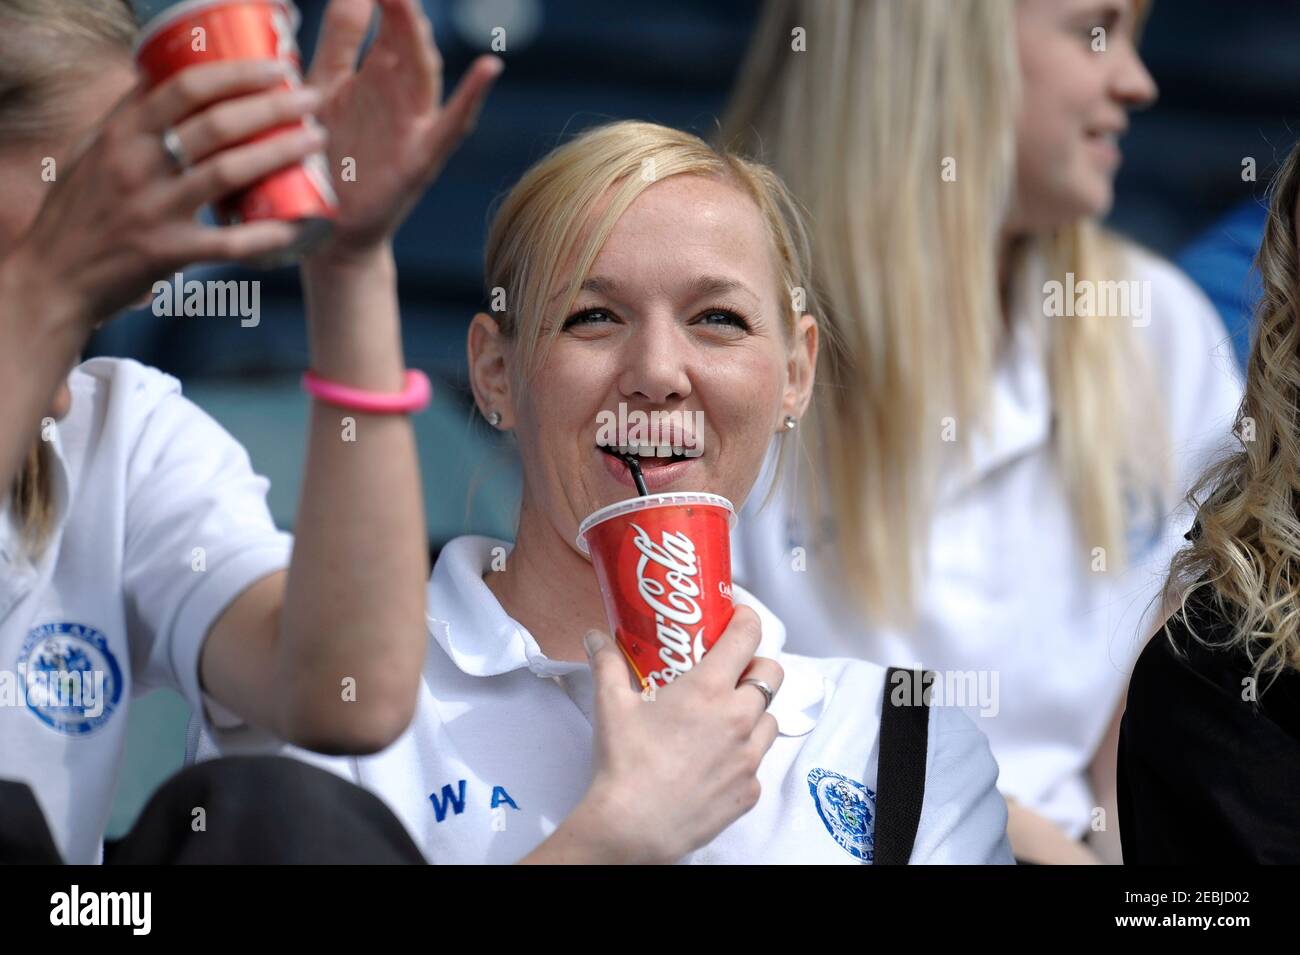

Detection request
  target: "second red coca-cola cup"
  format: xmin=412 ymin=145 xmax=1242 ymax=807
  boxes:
xmin=577 ymin=492 xmax=737 ymax=691
xmin=134 ymin=0 xmax=338 ymax=264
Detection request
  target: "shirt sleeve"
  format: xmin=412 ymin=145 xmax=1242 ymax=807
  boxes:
xmin=909 ymin=704 xmax=1015 ymax=864
xmin=119 ymin=372 xmax=292 ymax=738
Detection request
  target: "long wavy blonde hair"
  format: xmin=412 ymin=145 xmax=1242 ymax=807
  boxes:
xmin=721 ymin=0 xmax=1163 ymax=625
xmin=1162 ymin=144 xmax=1300 ymax=687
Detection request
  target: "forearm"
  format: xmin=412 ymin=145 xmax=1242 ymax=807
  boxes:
xmin=1087 ymin=694 xmax=1127 ymax=864
xmin=1089 ymin=777 xmax=1123 ymax=864
xmin=277 ymin=244 xmax=428 ymax=751
xmin=1004 ymin=794 xmax=1103 ymax=865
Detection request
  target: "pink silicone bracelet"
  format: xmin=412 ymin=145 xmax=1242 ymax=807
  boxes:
xmin=301 ymin=369 xmax=432 ymax=414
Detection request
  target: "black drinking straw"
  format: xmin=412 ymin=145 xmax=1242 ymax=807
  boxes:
xmin=619 ymin=452 xmax=649 ymax=496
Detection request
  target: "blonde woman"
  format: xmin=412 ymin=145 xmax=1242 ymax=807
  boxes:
xmin=0 ymin=0 xmax=775 ymax=865
xmin=1120 ymin=144 xmax=1300 ymax=863
xmin=197 ymin=119 xmax=1015 ymax=865
xmin=721 ymin=0 xmax=1243 ymax=863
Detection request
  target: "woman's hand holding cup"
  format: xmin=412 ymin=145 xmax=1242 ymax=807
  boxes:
xmin=6 ymin=59 xmax=329 ymax=334
xmin=546 ymin=606 xmax=784 ymax=864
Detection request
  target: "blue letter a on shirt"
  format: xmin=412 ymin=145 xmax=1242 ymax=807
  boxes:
xmin=430 ymin=780 xmax=468 ymax=822
xmin=490 ymin=786 xmax=519 ymax=810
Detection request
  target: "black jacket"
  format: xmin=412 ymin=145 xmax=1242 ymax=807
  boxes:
xmin=1118 ymin=585 xmax=1300 ymax=863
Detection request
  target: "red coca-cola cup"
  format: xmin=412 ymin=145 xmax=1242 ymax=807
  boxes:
xmin=577 ymin=492 xmax=737 ymax=691
xmin=134 ymin=0 xmax=338 ymax=265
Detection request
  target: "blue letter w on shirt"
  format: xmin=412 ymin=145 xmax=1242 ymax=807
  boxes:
xmin=429 ymin=780 xmax=468 ymax=822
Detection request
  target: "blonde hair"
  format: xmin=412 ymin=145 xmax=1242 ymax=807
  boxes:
xmin=483 ymin=120 xmax=819 ymax=378
xmin=1161 ymin=144 xmax=1300 ymax=688
xmin=1 ymin=0 xmax=136 ymax=553
xmin=0 ymin=0 xmax=137 ymax=142
xmin=720 ymin=0 xmax=1164 ymax=625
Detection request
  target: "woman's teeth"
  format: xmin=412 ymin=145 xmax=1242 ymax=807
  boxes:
xmin=598 ymin=443 xmax=690 ymax=462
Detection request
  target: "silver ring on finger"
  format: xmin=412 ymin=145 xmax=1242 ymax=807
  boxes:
xmin=739 ymin=678 xmax=775 ymax=710
xmin=161 ymin=126 xmax=190 ymax=172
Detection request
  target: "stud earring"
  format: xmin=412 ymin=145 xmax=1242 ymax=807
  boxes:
xmin=783 ymin=415 xmax=797 ymax=431
xmin=487 ymin=410 xmax=502 ymax=427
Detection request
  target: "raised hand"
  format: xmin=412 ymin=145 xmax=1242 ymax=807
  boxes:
xmin=8 ymin=60 xmax=324 ymax=330
xmin=304 ymin=0 xmax=503 ymax=259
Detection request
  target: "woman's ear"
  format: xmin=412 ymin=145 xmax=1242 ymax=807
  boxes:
xmin=467 ymin=311 xmax=515 ymax=428
xmin=782 ymin=313 xmax=818 ymax=424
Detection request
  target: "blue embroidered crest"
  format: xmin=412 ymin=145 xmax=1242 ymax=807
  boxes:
xmin=807 ymin=768 xmax=875 ymax=862
xmin=19 ymin=622 xmax=122 ymax=735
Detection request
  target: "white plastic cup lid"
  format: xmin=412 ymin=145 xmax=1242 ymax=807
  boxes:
xmin=575 ymin=491 xmax=736 ymax=556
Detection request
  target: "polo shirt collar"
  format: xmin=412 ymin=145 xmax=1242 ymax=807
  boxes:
xmin=426 ymin=535 xmax=823 ymax=735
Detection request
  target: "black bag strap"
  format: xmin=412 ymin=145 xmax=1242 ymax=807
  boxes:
xmin=874 ymin=667 xmax=932 ymax=865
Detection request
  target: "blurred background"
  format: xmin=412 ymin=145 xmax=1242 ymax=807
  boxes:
xmin=98 ymin=0 xmax=1300 ymax=835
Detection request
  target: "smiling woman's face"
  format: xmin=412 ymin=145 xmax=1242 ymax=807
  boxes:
xmin=1010 ymin=0 xmax=1156 ymax=232
xmin=470 ymin=173 xmax=816 ymax=553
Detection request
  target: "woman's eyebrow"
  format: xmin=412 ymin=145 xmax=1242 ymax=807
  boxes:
xmin=681 ymin=275 xmax=757 ymax=303
xmin=548 ymin=275 xmax=619 ymax=305
xmin=1068 ymin=0 xmax=1125 ymax=23
xmin=548 ymin=274 xmax=759 ymax=305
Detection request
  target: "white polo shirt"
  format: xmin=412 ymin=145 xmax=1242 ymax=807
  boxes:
xmin=0 ymin=357 xmax=292 ymax=864
xmin=196 ymin=534 xmax=1014 ymax=864
xmin=731 ymin=247 xmax=1244 ymax=839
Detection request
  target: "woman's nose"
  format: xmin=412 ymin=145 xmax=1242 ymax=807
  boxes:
xmin=1112 ymin=42 xmax=1158 ymax=110
xmin=617 ymin=321 xmax=692 ymax=404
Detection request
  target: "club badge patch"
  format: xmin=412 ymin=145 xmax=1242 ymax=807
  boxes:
xmin=808 ymin=767 xmax=875 ymax=862
xmin=18 ymin=622 xmax=122 ymax=735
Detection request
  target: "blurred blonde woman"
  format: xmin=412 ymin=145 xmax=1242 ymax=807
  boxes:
xmin=722 ymin=0 xmax=1242 ymax=862
xmin=1120 ymin=144 xmax=1300 ymax=863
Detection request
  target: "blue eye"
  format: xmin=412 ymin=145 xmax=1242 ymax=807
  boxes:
xmin=697 ymin=309 xmax=750 ymax=331
xmin=562 ymin=308 xmax=615 ymax=329
xmin=561 ymin=307 xmax=751 ymax=332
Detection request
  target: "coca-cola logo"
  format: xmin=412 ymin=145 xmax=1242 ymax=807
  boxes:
xmin=630 ymin=522 xmax=706 ymax=688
